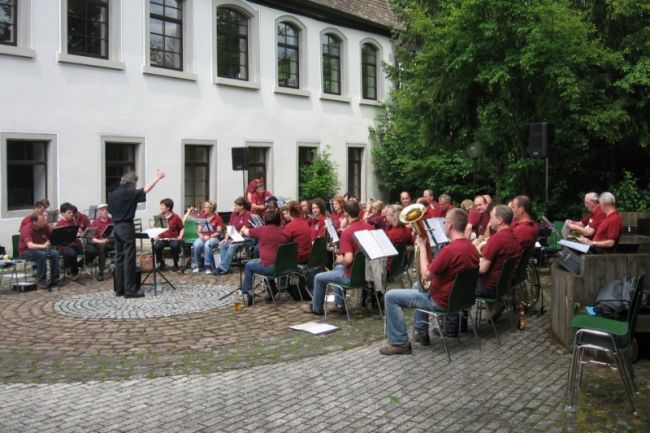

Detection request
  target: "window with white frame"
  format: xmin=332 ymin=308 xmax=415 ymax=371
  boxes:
xmin=361 ymin=43 xmax=378 ymax=100
xmin=0 ymin=0 xmax=34 ymax=58
xmin=184 ymin=145 xmax=210 ymax=210
xmin=347 ymin=147 xmax=363 ymax=200
xmin=277 ymin=22 xmax=299 ymax=89
xmin=298 ymin=146 xmax=317 ymax=198
xmin=321 ymin=33 xmax=341 ymax=95
xmin=101 ymin=136 xmax=145 ymax=203
xmin=0 ymin=0 xmax=17 ymax=46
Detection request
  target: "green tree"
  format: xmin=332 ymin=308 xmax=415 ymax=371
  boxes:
xmin=299 ymin=147 xmax=340 ymax=199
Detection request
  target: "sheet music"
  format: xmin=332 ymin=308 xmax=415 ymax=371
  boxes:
xmin=426 ymin=217 xmax=450 ymax=245
xmin=227 ymin=226 xmax=245 ymax=242
xmin=558 ymin=239 xmax=590 ymax=254
xmin=144 ymin=228 xmax=167 ymax=239
xmin=289 ymin=322 xmax=339 ymax=335
xmin=325 ymin=218 xmax=339 ymax=243
xmin=372 ymin=230 xmax=398 ymax=256
xmin=354 ymin=229 xmax=398 ymax=260
xmin=81 ymin=227 xmax=98 ymax=240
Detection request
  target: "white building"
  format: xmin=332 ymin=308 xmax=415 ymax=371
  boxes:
xmin=0 ymin=0 xmax=395 ymax=249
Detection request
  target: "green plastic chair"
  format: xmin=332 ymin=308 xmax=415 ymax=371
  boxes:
xmin=324 ymin=252 xmax=370 ymax=324
xmin=474 ymin=257 xmax=518 ymax=344
xmin=10 ymin=234 xmax=36 ymax=287
xmin=297 ymin=237 xmax=329 ymax=297
xmin=252 ymin=242 xmax=298 ymax=310
xmin=414 ymin=267 xmax=480 ymax=362
xmin=567 ymin=272 xmax=646 ymax=413
xmin=182 ymin=220 xmax=199 ymax=272
xmin=546 ymin=220 xmax=565 ymax=252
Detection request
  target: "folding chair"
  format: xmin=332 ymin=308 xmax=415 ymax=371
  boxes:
xmin=10 ymin=234 xmax=36 ymax=287
xmin=252 ymin=242 xmax=299 ymax=310
xmin=324 ymin=253 xmax=372 ymax=324
xmin=384 ymin=243 xmax=408 ymax=289
xmin=182 ymin=220 xmax=199 ymax=273
xmin=297 ymin=237 xmax=329 ymax=297
xmin=567 ymin=272 xmax=646 ymax=414
xmin=474 ymin=257 xmax=518 ymax=344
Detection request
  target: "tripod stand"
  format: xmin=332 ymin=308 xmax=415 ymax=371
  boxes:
xmin=139 ymin=237 xmax=177 ymax=295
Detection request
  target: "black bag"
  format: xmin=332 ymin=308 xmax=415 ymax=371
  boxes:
xmin=557 ymin=247 xmax=581 ymax=274
xmin=594 ymin=275 xmax=636 ymax=321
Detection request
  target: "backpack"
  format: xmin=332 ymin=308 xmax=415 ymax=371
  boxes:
xmin=594 ymin=275 xmax=636 ymax=321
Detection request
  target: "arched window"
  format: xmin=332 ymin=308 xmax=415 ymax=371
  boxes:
xmin=216 ymin=7 xmax=248 ymax=80
xmin=321 ymin=33 xmax=341 ymax=95
xmin=277 ymin=22 xmax=299 ymax=88
xmin=361 ymin=43 xmax=378 ymax=100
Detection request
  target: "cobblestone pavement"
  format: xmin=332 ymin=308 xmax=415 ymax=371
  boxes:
xmin=0 ymin=268 xmax=646 ymax=432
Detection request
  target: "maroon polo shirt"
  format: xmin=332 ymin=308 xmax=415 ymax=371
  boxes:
xmin=229 ymin=210 xmax=252 ymax=231
xmin=593 ymin=210 xmax=623 ymax=247
xmin=249 ymin=224 xmax=289 ymax=266
xmin=339 ymin=219 xmax=374 ymax=277
xmin=469 ymin=208 xmax=490 ymax=237
xmin=284 ymin=218 xmax=312 ymax=263
xmin=480 ymin=227 xmax=521 ymax=291
xmin=428 ymin=238 xmax=479 ymax=309
xmin=19 ymin=221 xmax=52 ymax=257
xmin=90 ymin=217 xmax=114 ymax=239
xmin=310 ymin=215 xmax=326 ymax=241
xmin=159 ymin=212 xmax=183 ymax=239
xmin=512 ymin=219 xmax=539 ymax=251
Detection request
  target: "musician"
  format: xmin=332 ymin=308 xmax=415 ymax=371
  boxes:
xmin=189 ymin=201 xmax=224 ymax=274
xmin=55 ymin=202 xmax=93 ymax=278
xmin=399 ymin=191 xmax=411 ymax=207
xmin=435 ymin=194 xmax=454 ymax=218
xmin=283 ymin=201 xmax=311 ymax=263
xmin=379 ymin=208 xmax=479 ymax=355
xmin=303 ymin=200 xmax=373 ymax=315
xmin=19 ymin=213 xmax=61 ymax=289
xmin=510 ymin=195 xmax=539 ymax=250
xmin=109 ymin=169 xmax=165 ymax=298
xmin=73 ymin=206 xmax=91 ymax=231
xmin=240 ymin=211 xmax=289 ymax=305
xmin=330 ymin=195 xmax=346 ymax=234
xmin=265 ymin=196 xmax=283 ymax=226
xmin=153 ymin=198 xmax=184 ymax=272
xmin=300 ymin=199 xmax=311 ymax=223
xmin=19 ymin=199 xmax=49 ymax=230
xmin=422 ymin=189 xmax=439 ymax=219
xmin=566 ymin=192 xmax=604 ymax=239
xmin=245 ymin=171 xmax=265 ymax=202
xmin=577 ymin=192 xmax=623 ymax=253
xmin=465 ymin=195 xmax=489 ymax=241
xmin=214 ymin=197 xmax=253 ymax=275
xmin=309 ymin=198 xmax=327 ymax=241
xmin=363 ymin=200 xmax=386 ymax=229
xmin=250 ymin=183 xmax=272 ymax=216
xmin=89 ymin=203 xmax=114 ymax=281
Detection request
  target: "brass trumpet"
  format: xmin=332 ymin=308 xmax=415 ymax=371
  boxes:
xmin=399 ymin=204 xmax=432 ymax=292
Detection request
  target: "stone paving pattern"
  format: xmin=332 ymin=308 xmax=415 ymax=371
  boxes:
xmin=0 ymin=267 xmax=648 ymax=432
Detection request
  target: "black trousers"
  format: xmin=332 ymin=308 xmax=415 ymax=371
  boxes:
xmin=114 ymin=222 xmax=137 ymax=295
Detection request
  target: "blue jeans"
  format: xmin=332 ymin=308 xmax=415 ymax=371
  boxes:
xmin=311 ymin=265 xmax=349 ymax=314
xmin=218 ymin=239 xmax=255 ymax=272
xmin=192 ymin=237 xmax=220 ymax=270
xmin=385 ymin=284 xmax=443 ymax=345
xmin=242 ymin=259 xmax=274 ymax=295
xmin=22 ymin=248 xmax=60 ymax=284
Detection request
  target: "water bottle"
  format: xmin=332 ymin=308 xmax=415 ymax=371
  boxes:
xmin=155 ymin=282 xmax=161 ymax=295
xmin=518 ymin=303 xmax=526 ymax=330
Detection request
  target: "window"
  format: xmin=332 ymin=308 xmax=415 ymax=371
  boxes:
xmin=67 ymin=0 xmax=109 ymax=59
xmin=277 ymin=22 xmax=299 ymax=89
xmin=185 ymin=145 xmax=210 ymax=210
xmin=6 ymin=140 xmax=47 ymax=211
xmin=217 ymin=7 xmax=248 ymax=80
xmin=105 ymin=142 xmax=135 ymax=197
xmin=322 ymin=33 xmax=341 ymax=95
xmin=0 ymin=0 xmax=17 ymax=46
xmin=149 ymin=0 xmax=183 ymax=71
xmin=347 ymin=147 xmax=363 ymax=200
xmin=361 ymin=43 xmax=377 ymax=100
xmin=298 ymin=146 xmax=317 ymax=198
xmin=247 ymin=147 xmax=267 ymax=188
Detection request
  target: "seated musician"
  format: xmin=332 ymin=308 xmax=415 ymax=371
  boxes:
xmin=214 ymin=197 xmax=253 ymax=276
xmin=264 ymin=197 xmax=283 ymax=226
xmin=189 ymin=201 xmax=224 ymax=274
xmin=19 ymin=199 xmax=49 ymax=230
xmin=399 ymin=191 xmax=412 ymax=207
xmin=240 ymin=211 xmax=289 ymax=306
xmin=73 ymin=206 xmax=91 ymax=232
xmin=303 ymin=200 xmax=373 ymax=315
xmin=566 ymin=192 xmax=604 ymax=239
xmin=422 ymin=189 xmax=439 ymax=219
xmin=309 ymin=198 xmax=327 ymax=241
xmin=55 ymin=202 xmax=95 ymax=278
xmin=300 ymin=199 xmax=312 ymax=224
xmin=434 ymin=194 xmax=454 ymax=218
xmin=19 ymin=213 xmax=61 ymax=289
xmin=465 ymin=195 xmax=489 ymax=242
xmin=89 ymin=203 xmax=114 ymax=281
xmin=246 ymin=171 xmax=265 ymax=202
xmin=510 ymin=195 xmax=539 ymax=250
xmin=577 ymin=191 xmax=623 ymax=253
xmin=250 ymin=183 xmax=272 ymax=216
xmin=153 ymin=198 xmax=184 ymax=272
xmin=329 ymin=195 xmax=346 ymax=235
xmin=363 ymin=200 xmax=386 ymax=229
xmin=379 ymin=208 xmax=479 ymax=354
xmin=283 ymin=201 xmax=311 ymax=263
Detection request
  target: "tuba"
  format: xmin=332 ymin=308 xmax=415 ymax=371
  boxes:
xmin=399 ymin=204 xmax=433 ymax=292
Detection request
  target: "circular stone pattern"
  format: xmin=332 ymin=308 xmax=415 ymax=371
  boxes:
xmin=54 ymin=284 xmax=237 ymax=319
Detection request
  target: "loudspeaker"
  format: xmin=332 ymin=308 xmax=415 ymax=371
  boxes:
xmin=231 ymin=147 xmax=248 ymax=171
xmin=529 ymin=122 xmax=554 ymax=158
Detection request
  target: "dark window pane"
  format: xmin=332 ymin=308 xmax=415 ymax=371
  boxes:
xmin=184 ymin=145 xmax=210 ymax=210
xmin=105 ymin=142 xmax=136 ymax=197
xmin=362 ymin=43 xmax=378 ymax=100
xmin=67 ymin=0 xmax=109 ymax=59
xmin=347 ymin=148 xmax=363 ymax=200
xmin=247 ymin=147 xmax=266 ymax=187
xmin=277 ymin=22 xmax=299 ymax=88
xmin=149 ymin=0 xmax=183 ymax=71
xmin=322 ymin=34 xmax=341 ymax=95
xmin=217 ymin=7 xmax=248 ymax=80
xmin=7 ymin=140 xmax=48 ymax=210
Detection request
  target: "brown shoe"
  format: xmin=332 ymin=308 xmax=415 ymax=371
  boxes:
xmin=414 ymin=332 xmax=430 ymax=346
xmin=379 ymin=341 xmax=413 ymax=355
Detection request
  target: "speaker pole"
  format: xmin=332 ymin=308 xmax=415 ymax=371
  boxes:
xmin=545 ymin=157 xmax=549 ymax=205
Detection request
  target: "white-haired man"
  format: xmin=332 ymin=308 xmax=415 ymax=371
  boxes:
xmin=578 ymin=192 xmax=623 ymax=252
xmin=566 ymin=192 xmax=604 ymax=239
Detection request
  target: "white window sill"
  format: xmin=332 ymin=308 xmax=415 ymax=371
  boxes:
xmin=320 ymin=93 xmax=351 ymax=103
xmin=0 ymin=45 xmax=35 ymax=58
xmin=214 ymin=76 xmax=260 ymax=90
xmin=143 ymin=65 xmax=197 ymax=81
xmin=57 ymin=52 xmax=125 ymax=70
xmin=274 ymin=86 xmax=310 ymax=98
xmin=360 ymin=98 xmax=382 ymax=107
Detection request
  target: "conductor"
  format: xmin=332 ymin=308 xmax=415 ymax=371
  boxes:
xmin=109 ymin=169 xmax=165 ymax=298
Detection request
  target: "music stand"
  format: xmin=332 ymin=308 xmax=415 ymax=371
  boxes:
xmin=50 ymin=226 xmax=86 ymax=286
xmin=138 ymin=235 xmax=177 ymax=295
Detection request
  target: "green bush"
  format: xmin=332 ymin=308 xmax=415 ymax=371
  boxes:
xmin=611 ymin=170 xmax=650 ymax=211
xmin=299 ymin=147 xmax=340 ymax=199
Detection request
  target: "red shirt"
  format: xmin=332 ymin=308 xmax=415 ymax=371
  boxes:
xmin=198 ymin=213 xmax=224 ymax=236
xmin=593 ymin=210 xmax=623 ymax=247
xmin=468 ymin=209 xmax=490 ymax=237
xmin=365 ymin=213 xmax=386 ymax=230
xmin=248 ymin=224 xmax=289 ymax=266
xmin=250 ymin=191 xmax=272 ymax=216
xmin=246 ymin=178 xmax=261 ymax=197
xmin=159 ymin=212 xmax=183 ymax=239
xmin=284 ymin=218 xmax=312 ymax=263
xmin=424 ymin=206 xmax=437 ymax=220
xmin=20 ymin=214 xmax=34 ymax=230
xmin=229 ymin=210 xmax=252 ymax=231
xmin=339 ymin=219 xmax=374 ymax=277
xmin=385 ymin=224 xmax=411 ymax=246
xmin=310 ymin=215 xmax=327 ymax=241
xmin=330 ymin=210 xmax=345 ymax=233
xmin=75 ymin=213 xmax=91 ymax=231
xmin=90 ymin=217 xmax=114 ymax=239
xmin=427 ymin=238 xmax=479 ymax=309
xmin=480 ymin=227 xmax=521 ymax=291
xmin=19 ymin=221 xmax=52 ymax=257
xmin=581 ymin=206 xmax=605 ymax=233
xmin=512 ymin=219 xmax=538 ymax=251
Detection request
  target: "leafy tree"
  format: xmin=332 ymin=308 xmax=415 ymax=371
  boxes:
xmin=299 ymin=147 xmax=340 ymax=199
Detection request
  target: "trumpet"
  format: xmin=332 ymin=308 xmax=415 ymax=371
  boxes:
xmin=399 ymin=204 xmax=432 ymax=292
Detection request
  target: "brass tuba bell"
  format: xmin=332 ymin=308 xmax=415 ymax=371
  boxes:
xmin=399 ymin=204 xmax=433 ymax=292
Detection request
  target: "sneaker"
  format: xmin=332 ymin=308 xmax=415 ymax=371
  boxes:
xmin=192 ymin=268 xmax=200 ymax=274
xmin=379 ymin=342 xmax=413 ymax=355
xmin=414 ymin=332 xmax=431 ymax=346
xmin=205 ymin=268 xmax=213 ymax=275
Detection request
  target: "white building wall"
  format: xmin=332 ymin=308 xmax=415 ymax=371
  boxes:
xmin=0 ymin=0 xmax=391 ymax=249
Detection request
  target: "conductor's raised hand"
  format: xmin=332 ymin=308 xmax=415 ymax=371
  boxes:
xmin=156 ymin=168 xmax=166 ymax=179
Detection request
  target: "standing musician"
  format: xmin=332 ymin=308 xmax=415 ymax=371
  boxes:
xmin=187 ymin=201 xmax=224 ymax=274
xmin=379 ymin=208 xmax=479 ymax=355
xmin=214 ymin=197 xmax=253 ymax=276
xmin=19 ymin=213 xmax=61 ymax=289
xmin=153 ymin=198 xmax=184 ymax=272
xmin=89 ymin=203 xmax=114 ymax=281
xmin=246 ymin=171 xmax=265 ymax=202
xmin=108 ymin=169 xmax=165 ymax=298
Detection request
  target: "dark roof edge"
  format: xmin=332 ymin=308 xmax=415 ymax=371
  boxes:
xmin=248 ymin=0 xmax=394 ymax=37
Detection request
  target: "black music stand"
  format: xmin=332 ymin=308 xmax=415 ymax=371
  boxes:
xmin=138 ymin=235 xmax=177 ymax=295
xmin=51 ymin=226 xmax=86 ymax=286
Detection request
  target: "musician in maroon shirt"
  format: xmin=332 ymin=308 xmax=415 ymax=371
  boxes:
xmin=466 ymin=195 xmax=490 ymax=241
xmin=55 ymin=202 xmax=93 ymax=277
xmin=89 ymin=203 xmax=114 ymax=281
xmin=215 ymin=197 xmax=253 ymax=275
xmin=329 ymin=195 xmax=346 ymax=234
xmin=283 ymin=201 xmax=311 ymax=263
xmin=510 ymin=195 xmax=539 ymax=251
xmin=309 ymin=198 xmax=327 ymax=241
xmin=19 ymin=213 xmax=61 ymax=289
xmin=578 ymin=192 xmax=623 ymax=253
xmin=153 ymin=198 xmax=184 ymax=271
xmin=250 ymin=183 xmax=272 ymax=216
xmin=566 ymin=192 xmax=605 ymax=239
xmin=19 ymin=199 xmax=49 ymax=230
xmin=245 ymin=171 xmax=264 ymax=202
